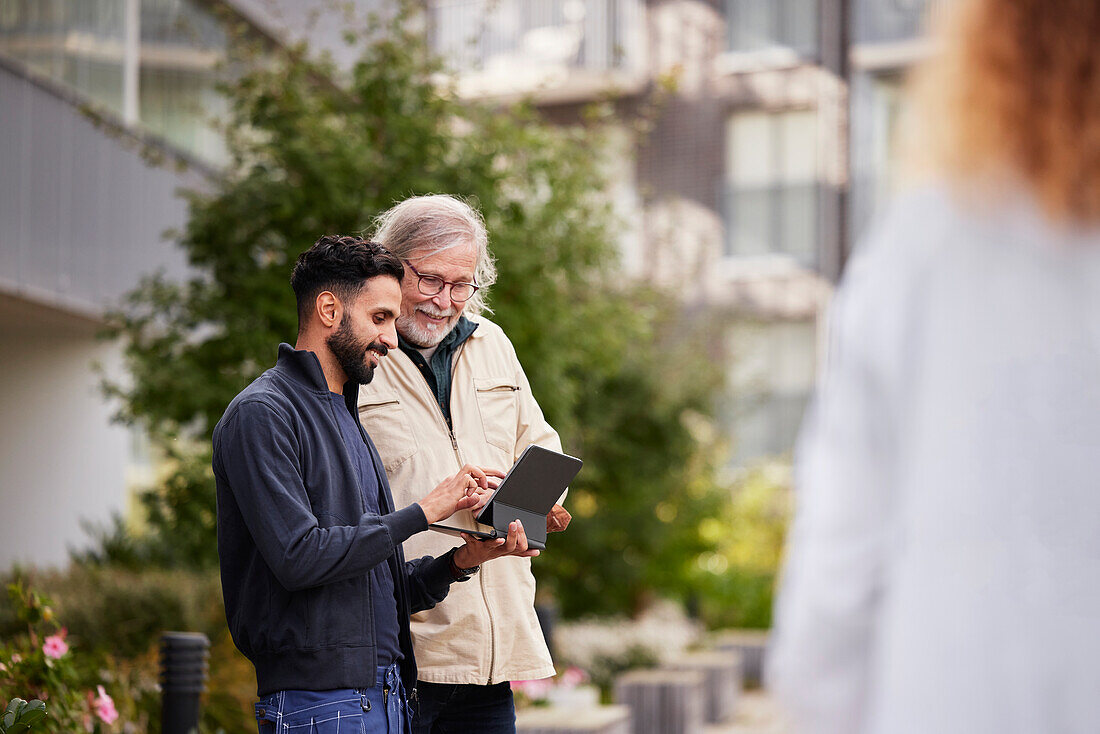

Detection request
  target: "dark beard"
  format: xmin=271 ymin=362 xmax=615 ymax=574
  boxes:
xmin=326 ymin=315 xmax=388 ymax=385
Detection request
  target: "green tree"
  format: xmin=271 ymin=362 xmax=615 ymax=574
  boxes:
xmin=102 ymin=1 xmax=730 ymax=617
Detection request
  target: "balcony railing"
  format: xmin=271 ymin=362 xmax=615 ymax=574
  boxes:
xmin=140 ymin=0 xmax=226 ymax=51
xmin=723 ymin=182 xmax=820 ymax=266
xmin=0 ymin=0 xmax=128 ymax=42
xmin=428 ymin=0 xmax=643 ymax=78
xmin=0 ymin=0 xmax=231 ymax=162
xmin=854 ymin=0 xmax=952 ymax=45
xmin=725 ymin=0 xmax=819 ymax=59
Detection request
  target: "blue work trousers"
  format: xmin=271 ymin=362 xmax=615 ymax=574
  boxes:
xmin=255 ymin=663 xmax=410 ymax=734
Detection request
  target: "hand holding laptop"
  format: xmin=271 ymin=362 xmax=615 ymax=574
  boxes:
xmin=454 ymin=519 xmax=540 ymax=567
xmin=429 ymin=446 xmax=583 ymax=551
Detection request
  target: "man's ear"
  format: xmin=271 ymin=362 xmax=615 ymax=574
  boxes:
xmin=316 ymin=291 xmax=340 ymax=329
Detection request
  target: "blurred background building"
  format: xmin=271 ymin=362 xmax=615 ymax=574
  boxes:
xmin=0 ymin=0 xmax=940 ymax=566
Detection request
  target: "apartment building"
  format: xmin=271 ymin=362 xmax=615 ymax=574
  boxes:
xmin=425 ymin=0 xmax=942 ymax=463
xmin=0 ymin=0 xmax=253 ymax=567
xmin=0 ymin=0 xmax=938 ymax=566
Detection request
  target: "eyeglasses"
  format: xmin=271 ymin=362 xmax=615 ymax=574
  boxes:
xmin=403 ymin=261 xmax=480 ymax=303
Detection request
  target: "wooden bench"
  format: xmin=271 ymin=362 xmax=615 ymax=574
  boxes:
xmin=614 ymin=669 xmax=705 ymax=734
xmin=663 ymin=649 xmax=743 ymax=723
xmin=516 ymin=705 xmax=632 ymax=734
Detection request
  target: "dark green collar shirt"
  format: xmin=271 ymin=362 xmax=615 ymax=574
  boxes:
xmin=397 ymin=316 xmax=479 ymax=429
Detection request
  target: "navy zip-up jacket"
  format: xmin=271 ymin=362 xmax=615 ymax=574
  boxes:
xmin=212 ymin=343 xmax=456 ymax=696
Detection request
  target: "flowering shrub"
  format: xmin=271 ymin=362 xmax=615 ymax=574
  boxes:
xmin=552 ymin=601 xmax=704 ymax=696
xmin=0 ymin=582 xmax=122 ymax=732
xmin=511 ymin=667 xmax=595 ymax=708
xmin=2 ymin=565 xmax=255 ymax=733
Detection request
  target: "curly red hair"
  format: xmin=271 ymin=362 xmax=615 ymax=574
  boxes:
xmin=909 ymin=0 xmax=1100 ymax=221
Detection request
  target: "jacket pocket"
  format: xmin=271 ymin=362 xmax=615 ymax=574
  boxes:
xmin=473 ymin=377 xmax=521 ymax=454
xmin=304 ymin=576 xmax=366 ymax=649
xmin=358 ymin=390 xmax=418 ymax=472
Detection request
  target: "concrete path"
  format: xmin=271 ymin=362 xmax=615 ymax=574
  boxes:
xmin=705 ymin=690 xmax=791 ymax=734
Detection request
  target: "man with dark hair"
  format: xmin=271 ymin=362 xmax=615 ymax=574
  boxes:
xmin=213 ymin=235 xmax=537 ymax=734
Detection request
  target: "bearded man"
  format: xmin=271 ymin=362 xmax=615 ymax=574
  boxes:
xmin=213 ymin=235 xmax=536 ymax=734
xmin=357 ymin=197 xmax=571 ymax=734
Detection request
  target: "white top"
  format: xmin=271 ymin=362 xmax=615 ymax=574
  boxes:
xmin=768 ymin=183 xmax=1100 ymax=734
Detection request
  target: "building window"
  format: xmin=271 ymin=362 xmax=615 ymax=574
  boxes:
xmin=0 ymin=0 xmax=128 ymax=116
xmin=428 ymin=0 xmax=642 ymax=76
xmin=849 ymin=71 xmax=911 ymax=238
xmin=0 ymin=0 xmax=232 ymax=163
xmin=853 ymin=0 xmax=950 ymax=46
xmin=137 ymin=0 xmax=228 ymax=161
xmin=723 ymin=109 xmax=819 ymax=265
xmin=725 ymin=0 xmax=820 ymax=58
xmin=723 ymin=319 xmax=818 ymax=464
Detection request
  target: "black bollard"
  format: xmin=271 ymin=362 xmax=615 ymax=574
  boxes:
xmin=160 ymin=632 xmax=210 ymax=734
xmin=534 ymin=602 xmax=557 ymax=658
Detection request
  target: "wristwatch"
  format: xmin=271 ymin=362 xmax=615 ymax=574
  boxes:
xmin=448 ymin=549 xmax=480 ymax=582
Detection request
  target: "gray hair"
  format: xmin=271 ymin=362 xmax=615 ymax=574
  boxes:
xmin=370 ymin=194 xmax=497 ymax=315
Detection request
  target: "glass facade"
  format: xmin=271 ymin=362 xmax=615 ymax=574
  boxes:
xmin=850 ymin=71 xmax=910 ymax=238
xmin=724 ymin=320 xmax=818 ymax=464
xmin=0 ymin=0 xmax=128 ymax=115
xmin=725 ymin=0 xmax=819 ymax=58
xmin=849 ymin=0 xmax=943 ymax=238
xmin=723 ymin=109 xmax=820 ymax=265
xmin=0 ymin=0 xmax=231 ymax=163
xmin=853 ymin=0 xmax=950 ymax=45
xmin=428 ymin=0 xmax=642 ymax=76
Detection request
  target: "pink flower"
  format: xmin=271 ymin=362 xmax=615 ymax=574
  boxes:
xmin=42 ymin=634 xmax=69 ymax=659
xmin=93 ymin=685 xmax=119 ymax=725
xmin=559 ymin=666 xmax=588 ymax=688
xmin=510 ymin=678 xmax=553 ymax=700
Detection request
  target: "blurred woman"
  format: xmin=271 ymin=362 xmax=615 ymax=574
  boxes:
xmin=767 ymin=1 xmax=1100 ymax=733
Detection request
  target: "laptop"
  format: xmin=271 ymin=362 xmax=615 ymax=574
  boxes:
xmin=428 ymin=445 xmax=583 ymax=551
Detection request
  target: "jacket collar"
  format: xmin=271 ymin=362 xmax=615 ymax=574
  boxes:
xmin=466 ymin=314 xmax=490 ymax=339
xmin=275 ymin=342 xmax=332 ymax=394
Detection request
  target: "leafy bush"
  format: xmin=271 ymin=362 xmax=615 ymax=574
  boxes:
xmin=1 ymin=568 xmax=255 ymax=734
xmin=1 ymin=698 xmax=48 ymax=733
xmin=1 ymin=582 xmax=126 ymax=733
xmin=689 ymin=463 xmax=793 ymax=630
xmin=2 ymin=567 xmax=223 ymax=659
xmin=554 ymin=601 xmax=702 ymax=697
xmin=96 ymin=0 xmax=733 ymax=622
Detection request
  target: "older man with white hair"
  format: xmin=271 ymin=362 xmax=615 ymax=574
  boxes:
xmin=357 ymin=194 xmax=570 ymax=733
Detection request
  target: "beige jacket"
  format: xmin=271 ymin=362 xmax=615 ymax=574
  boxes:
xmin=357 ymin=316 xmax=561 ymax=685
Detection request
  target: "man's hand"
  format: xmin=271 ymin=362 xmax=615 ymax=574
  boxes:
xmin=547 ymin=503 xmax=571 ymax=533
xmin=418 ymin=464 xmax=505 ymax=525
xmin=455 ymin=520 xmax=539 ymax=567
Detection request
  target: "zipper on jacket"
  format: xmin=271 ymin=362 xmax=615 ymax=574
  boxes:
xmin=452 ymin=340 xmax=500 ymax=683
xmin=482 ymin=571 xmax=496 ymax=684
xmin=329 ymin=396 xmax=379 ymax=676
xmin=409 ymin=337 xmax=498 ymax=682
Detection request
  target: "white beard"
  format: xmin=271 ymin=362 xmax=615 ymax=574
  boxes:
xmin=397 ymin=305 xmax=459 ymax=348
